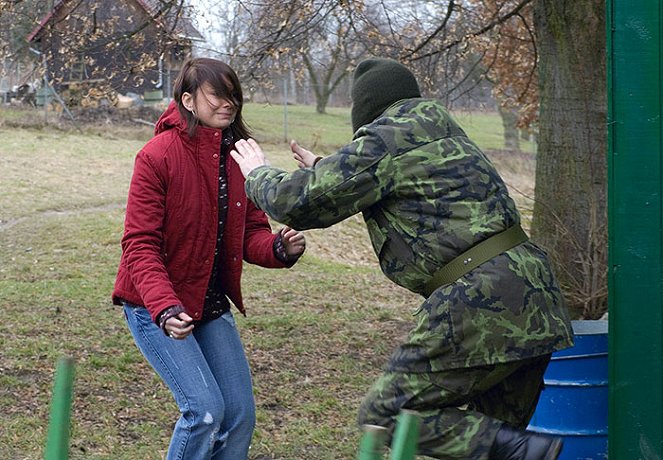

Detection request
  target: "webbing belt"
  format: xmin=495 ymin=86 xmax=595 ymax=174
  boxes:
xmin=423 ymin=224 xmax=529 ymax=297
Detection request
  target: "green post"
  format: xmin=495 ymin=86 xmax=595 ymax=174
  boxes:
xmin=44 ymin=357 xmax=75 ymax=460
xmin=607 ymin=0 xmax=663 ymax=458
xmin=357 ymin=425 xmax=388 ymax=460
xmin=388 ymin=410 xmax=421 ymax=460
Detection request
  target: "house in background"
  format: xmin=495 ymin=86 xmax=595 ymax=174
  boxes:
xmin=27 ymin=0 xmax=204 ymax=105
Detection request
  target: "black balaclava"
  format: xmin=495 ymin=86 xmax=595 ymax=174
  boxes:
xmin=350 ymin=58 xmax=421 ymax=133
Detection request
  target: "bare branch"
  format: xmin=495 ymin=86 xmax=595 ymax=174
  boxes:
xmin=409 ymin=0 xmax=534 ymax=62
xmin=408 ymin=0 xmax=455 ymax=56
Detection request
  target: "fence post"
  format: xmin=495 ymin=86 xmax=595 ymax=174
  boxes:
xmin=44 ymin=357 xmax=75 ymax=460
xmin=389 ymin=410 xmax=421 ymax=460
xmin=357 ymin=424 xmax=388 ymax=460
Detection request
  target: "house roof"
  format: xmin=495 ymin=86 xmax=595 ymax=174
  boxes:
xmin=27 ymin=0 xmax=204 ymax=43
xmin=138 ymin=0 xmax=204 ymax=41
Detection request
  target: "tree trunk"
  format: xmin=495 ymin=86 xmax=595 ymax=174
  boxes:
xmin=302 ymin=51 xmax=349 ymax=115
xmin=532 ymin=0 xmax=607 ymax=318
xmin=315 ymin=92 xmax=329 ymax=114
xmin=498 ymin=105 xmax=521 ymax=151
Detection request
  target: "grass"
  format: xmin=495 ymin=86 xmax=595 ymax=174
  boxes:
xmin=244 ymin=103 xmax=353 ymax=155
xmin=0 ymin=103 xmax=535 ymax=459
xmin=453 ymin=111 xmax=536 ymax=155
xmin=242 ymin=103 xmax=535 ymax=156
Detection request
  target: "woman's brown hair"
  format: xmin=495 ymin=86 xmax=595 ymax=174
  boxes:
xmin=173 ymin=58 xmax=251 ymax=139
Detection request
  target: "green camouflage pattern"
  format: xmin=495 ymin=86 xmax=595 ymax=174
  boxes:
xmin=245 ymin=97 xmax=573 ymax=372
xmin=357 ymin=355 xmax=551 ymax=459
xmin=388 ymin=241 xmax=572 ymax=373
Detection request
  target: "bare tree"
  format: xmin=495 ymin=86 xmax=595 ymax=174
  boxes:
xmin=481 ymin=1 xmax=538 ymax=143
xmin=214 ymin=1 xmax=509 ymax=112
xmin=214 ymin=1 xmax=362 ymax=112
xmin=300 ymin=8 xmax=358 ymax=113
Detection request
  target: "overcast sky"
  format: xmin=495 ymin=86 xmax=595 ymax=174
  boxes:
xmin=187 ymin=0 xmax=227 ymax=53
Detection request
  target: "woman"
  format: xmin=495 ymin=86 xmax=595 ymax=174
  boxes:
xmin=112 ymin=58 xmax=305 ymax=459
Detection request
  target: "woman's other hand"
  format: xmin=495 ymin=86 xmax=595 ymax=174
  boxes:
xmin=281 ymin=226 xmax=306 ymax=258
xmin=165 ymin=312 xmax=194 ymax=340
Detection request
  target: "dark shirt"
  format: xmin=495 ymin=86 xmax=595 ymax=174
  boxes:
xmin=201 ymin=130 xmax=233 ymax=321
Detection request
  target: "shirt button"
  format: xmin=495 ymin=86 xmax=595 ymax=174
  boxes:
xmin=236 ymin=201 xmax=241 ymax=207
xmin=213 ymin=154 xmax=219 ymax=159
xmin=214 ymin=132 xmax=219 ymax=137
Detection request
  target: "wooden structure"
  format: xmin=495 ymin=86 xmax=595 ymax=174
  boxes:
xmin=26 ymin=0 xmax=203 ymax=103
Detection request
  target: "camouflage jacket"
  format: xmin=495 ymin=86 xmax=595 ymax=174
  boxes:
xmin=245 ymin=98 xmax=573 ymax=370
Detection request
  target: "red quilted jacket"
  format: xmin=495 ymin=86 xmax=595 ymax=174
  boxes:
xmin=112 ymin=102 xmax=286 ymax=322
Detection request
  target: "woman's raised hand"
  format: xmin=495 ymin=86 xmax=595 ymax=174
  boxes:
xmin=230 ymin=139 xmax=270 ymax=177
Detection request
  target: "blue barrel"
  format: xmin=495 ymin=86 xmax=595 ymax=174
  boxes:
xmin=527 ymin=320 xmax=608 ymax=460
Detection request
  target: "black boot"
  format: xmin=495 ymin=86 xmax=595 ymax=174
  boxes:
xmin=489 ymin=424 xmax=563 ymax=460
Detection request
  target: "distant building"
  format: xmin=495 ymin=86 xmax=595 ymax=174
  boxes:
xmin=27 ymin=0 xmax=204 ymax=103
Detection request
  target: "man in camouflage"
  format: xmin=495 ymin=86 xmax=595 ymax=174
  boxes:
xmin=231 ymin=58 xmax=574 ymax=459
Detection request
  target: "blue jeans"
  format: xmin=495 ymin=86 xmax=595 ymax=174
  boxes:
xmin=124 ymin=305 xmax=255 ymax=460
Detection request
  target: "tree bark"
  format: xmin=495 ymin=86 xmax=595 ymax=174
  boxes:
xmin=532 ymin=0 xmax=607 ymax=318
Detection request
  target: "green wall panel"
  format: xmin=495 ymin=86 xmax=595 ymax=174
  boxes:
xmin=607 ymin=0 xmax=663 ymax=458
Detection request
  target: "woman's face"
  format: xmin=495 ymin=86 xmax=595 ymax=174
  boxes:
xmin=183 ymin=82 xmax=237 ymax=130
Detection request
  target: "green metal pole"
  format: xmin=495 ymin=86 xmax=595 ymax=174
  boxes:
xmin=607 ymin=0 xmax=663 ymax=458
xmin=44 ymin=357 xmax=75 ymax=460
xmin=357 ymin=425 xmax=388 ymax=460
xmin=389 ymin=410 xmax=421 ymax=460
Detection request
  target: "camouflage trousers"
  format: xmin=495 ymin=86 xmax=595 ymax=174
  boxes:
xmin=357 ymin=354 xmax=551 ymax=459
